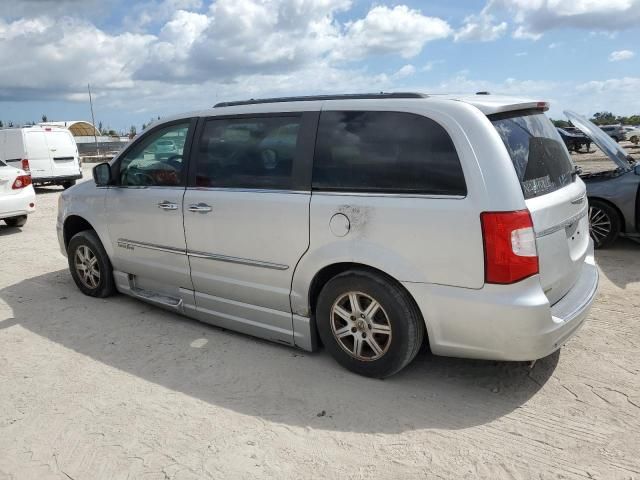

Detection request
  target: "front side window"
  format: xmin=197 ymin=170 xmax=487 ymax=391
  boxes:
xmin=194 ymin=116 xmax=302 ymax=189
xmin=118 ymin=122 xmax=190 ymax=187
xmin=312 ymin=111 xmax=466 ymax=195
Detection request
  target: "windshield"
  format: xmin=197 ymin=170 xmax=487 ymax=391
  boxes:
xmin=491 ymin=111 xmax=576 ymax=199
xmin=564 ymin=110 xmax=634 ymax=170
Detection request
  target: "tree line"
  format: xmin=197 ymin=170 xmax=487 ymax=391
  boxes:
xmin=552 ymin=112 xmax=640 ymax=128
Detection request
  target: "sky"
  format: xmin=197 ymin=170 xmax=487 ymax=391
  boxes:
xmin=0 ymin=0 xmax=639 ymax=132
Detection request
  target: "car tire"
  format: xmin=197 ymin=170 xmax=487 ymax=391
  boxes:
xmin=3 ymin=215 xmax=27 ymax=227
xmin=62 ymin=180 xmax=76 ymax=189
xmin=612 ymin=136 xmax=619 ymax=143
xmin=67 ymin=230 xmax=116 ymax=298
xmin=316 ymin=270 xmax=425 ymax=378
xmin=589 ymin=200 xmax=621 ymax=249
xmin=630 ymin=135 xmax=639 ymax=145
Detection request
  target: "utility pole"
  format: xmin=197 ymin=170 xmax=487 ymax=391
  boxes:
xmin=88 ymin=83 xmax=100 ymax=160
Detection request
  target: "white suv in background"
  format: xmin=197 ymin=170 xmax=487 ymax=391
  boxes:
xmin=57 ymin=93 xmax=598 ymax=377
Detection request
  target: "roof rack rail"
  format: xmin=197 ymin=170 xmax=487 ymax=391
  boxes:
xmin=214 ymin=92 xmax=427 ymax=108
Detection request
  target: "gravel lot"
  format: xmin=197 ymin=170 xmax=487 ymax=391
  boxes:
xmin=1 ymin=166 xmax=639 ymax=479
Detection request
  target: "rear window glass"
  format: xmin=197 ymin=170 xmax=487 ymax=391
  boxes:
xmin=491 ymin=112 xmax=575 ymax=199
xmin=313 ymin=111 xmax=466 ymax=195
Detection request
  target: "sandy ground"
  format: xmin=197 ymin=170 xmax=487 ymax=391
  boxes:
xmin=1 ymin=166 xmax=639 ymax=480
xmin=571 ymin=140 xmax=639 ymax=173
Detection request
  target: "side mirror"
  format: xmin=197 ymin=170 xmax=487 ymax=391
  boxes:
xmin=93 ymin=162 xmax=112 ymax=186
xmin=635 ymin=164 xmax=640 ymax=176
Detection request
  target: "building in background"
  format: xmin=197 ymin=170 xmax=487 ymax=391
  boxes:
xmin=39 ymin=121 xmax=129 ymax=161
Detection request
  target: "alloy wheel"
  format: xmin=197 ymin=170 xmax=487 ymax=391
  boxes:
xmin=74 ymin=245 xmax=101 ymax=289
xmin=330 ymin=291 xmax=392 ymax=361
xmin=589 ymin=206 xmax=612 ymax=247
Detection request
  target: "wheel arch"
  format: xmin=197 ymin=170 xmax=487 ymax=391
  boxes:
xmin=306 ymin=262 xmax=428 ymax=347
xmin=63 ymin=215 xmax=97 ymax=250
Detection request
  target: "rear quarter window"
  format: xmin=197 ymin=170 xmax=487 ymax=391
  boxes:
xmin=312 ymin=111 xmax=466 ymax=195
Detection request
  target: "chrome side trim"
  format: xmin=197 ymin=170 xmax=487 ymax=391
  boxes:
xmin=117 ymin=238 xmax=186 ymax=254
xmin=312 ymin=191 xmax=466 ymax=200
xmin=187 ymin=250 xmax=289 ymax=270
xmin=186 ymin=187 xmax=309 ymax=195
xmin=535 ymin=206 xmax=588 ymax=238
xmin=117 ymin=239 xmax=289 ymax=270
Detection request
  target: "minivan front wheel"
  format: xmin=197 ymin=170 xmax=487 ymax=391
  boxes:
xmin=316 ymin=270 xmax=424 ymax=378
xmin=68 ymin=230 xmax=115 ymax=297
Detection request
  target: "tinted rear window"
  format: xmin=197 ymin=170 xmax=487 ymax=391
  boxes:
xmin=313 ymin=111 xmax=466 ymax=195
xmin=491 ymin=112 xmax=575 ymax=199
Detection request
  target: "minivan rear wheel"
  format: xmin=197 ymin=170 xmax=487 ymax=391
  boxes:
xmin=316 ymin=270 xmax=424 ymax=378
xmin=589 ymin=200 xmax=621 ymax=249
xmin=68 ymin=230 xmax=116 ymax=297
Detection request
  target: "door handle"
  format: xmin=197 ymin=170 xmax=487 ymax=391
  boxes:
xmin=188 ymin=203 xmax=213 ymax=213
xmin=157 ymin=201 xmax=178 ymax=210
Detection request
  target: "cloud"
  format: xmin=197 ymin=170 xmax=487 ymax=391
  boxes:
xmin=489 ymin=0 xmax=640 ymax=39
xmin=336 ymin=5 xmax=452 ymax=59
xmin=392 ymin=64 xmax=416 ymax=80
xmin=0 ymin=1 xmax=452 ymax=112
xmin=512 ymin=25 xmax=542 ymax=40
xmin=0 ymin=17 xmax=154 ymax=101
xmin=609 ymin=49 xmax=635 ymax=62
xmin=454 ymin=13 xmax=507 ymax=42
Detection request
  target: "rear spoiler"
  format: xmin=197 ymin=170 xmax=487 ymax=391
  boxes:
xmin=460 ymin=97 xmax=550 ymax=115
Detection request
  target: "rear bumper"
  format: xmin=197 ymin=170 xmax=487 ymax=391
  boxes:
xmin=0 ymin=186 xmax=36 ymax=219
xmin=33 ymin=173 xmax=83 ymax=184
xmin=404 ymin=244 xmax=598 ymax=361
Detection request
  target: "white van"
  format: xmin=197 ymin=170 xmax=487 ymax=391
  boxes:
xmin=0 ymin=126 xmax=82 ymax=189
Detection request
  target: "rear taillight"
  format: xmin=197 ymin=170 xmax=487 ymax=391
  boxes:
xmin=481 ymin=210 xmax=539 ymax=284
xmin=12 ymin=174 xmax=32 ymax=190
xmin=21 ymin=158 xmax=30 ymax=173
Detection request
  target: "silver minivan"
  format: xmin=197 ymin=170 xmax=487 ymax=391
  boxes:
xmin=57 ymin=93 xmax=599 ymax=377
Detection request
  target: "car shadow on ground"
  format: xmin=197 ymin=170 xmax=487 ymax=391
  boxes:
xmin=34 ymin=186 xmax=65 ymax=194
xmin=0 ymin=269 xmax=559 ymax=434
xmin=595 ymin=238 xmax=640 ymax=289
xmin=0 ymin=225 xmax=24 ymax=236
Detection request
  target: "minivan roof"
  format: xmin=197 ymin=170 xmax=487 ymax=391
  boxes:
xmin=212 ymin=92 xmax=547 ymax=115
xmin=157 ymin=92 xmax=549 ymax=125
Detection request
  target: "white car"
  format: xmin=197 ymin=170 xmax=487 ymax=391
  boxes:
xmin=0 ymin=159 xmax=35 ymax=227
xmin=0 ymin=126 xmax=82 ymax=189
xmin=623 ymin=126 xmax=640 ymax=144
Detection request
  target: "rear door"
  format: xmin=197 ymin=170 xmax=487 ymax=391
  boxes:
xmin=25 ymin=131 xmax=54 ymax=179
xmin=44 ymin=130 xmax=80 ymax=178
xmin=491 ymin=111 xmax=589 ymax=304
xmin=182 ymin=113 xmax=317 ymax=345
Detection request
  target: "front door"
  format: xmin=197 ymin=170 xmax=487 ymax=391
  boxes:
xmin=105 ymin=120 xmax=196 ymax=300
xmin=183 ymin=113 xmax=316 ymax=345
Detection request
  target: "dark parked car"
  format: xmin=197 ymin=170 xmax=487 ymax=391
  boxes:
xmin=567 ymin=112 xmax=640 ymax=248
xmin=599 ymin=125 xmax=627 ymax=143
xmin=557 ymin=127 xmax=591 ymax=152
